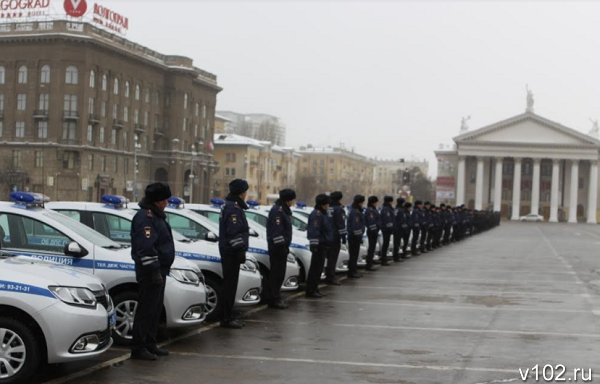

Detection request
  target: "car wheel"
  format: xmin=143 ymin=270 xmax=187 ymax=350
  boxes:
xmin=0 ymin=317 xmax=40 ymax=384
xmin=112 ymin=291 xmax=138 ymax=346
xmin=203 ymin=275 xmax=223 ymax=321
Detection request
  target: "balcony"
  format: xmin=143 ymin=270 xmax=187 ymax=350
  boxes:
xmin=134 ymin=124 xmax=146 ymax=134
xmin=88 ymin=114 xmax=101 ymax=124
xmin=154 ymin=128 xmax=166 ymax=137
xmin=63 ymin=111 xmax=79 ymax=120
xmin=113 ymin=120 xmax=125 ymax=129
xmin=33 ymin=110 xmax=49 ymax=119
xmin=59 ymin=138 xmax=81 ymax=146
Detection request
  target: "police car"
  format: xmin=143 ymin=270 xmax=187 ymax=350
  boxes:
xmin=47 ymin=196 xmax=262 ymax=321
xmin=0 ymin=192 xmax=207 ymax=345
xmin=130 ymin=198 xmax=301 ymax=294
xmin=0 ymin=253 xmax=114 ymax=384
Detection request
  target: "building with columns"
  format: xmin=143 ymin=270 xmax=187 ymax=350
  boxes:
xmin=435 ymin=111 xmax=600 ymax=223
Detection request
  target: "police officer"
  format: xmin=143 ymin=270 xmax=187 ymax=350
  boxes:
xmin=306 ymin=194 xmax=333 ymax=298
xmin=402 ymin=202 xmax=413 ymax=257
xmin=347 ymin=195 xmax=366 ymax=278
xmin=219 ymin=179 xmax=250 ymax=329
xmin=365 ymin=196 xmax=381 ymax=271
xmin=266 ymin=188 xmax=296 ymax=309
xmin=421 ymin=201 xmax=432 ymax=253
xmin=411 ymin=200 xmax=423 ymax=255
xmin=130 ymin=182 xmax=174 ymax=361
xmin=380 ymin=196 xmax=394 ymax=266
xmin=392 ymin=198 xmax=406 ymax=262
xmin=326 ymin=191 xmax=346 ymax=285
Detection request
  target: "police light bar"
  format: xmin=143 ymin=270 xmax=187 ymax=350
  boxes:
xmin=296 ymin=202 xmax=307 ymax=209
xmin=10 ymin=191 xmax=50 ymax=206
xmin=101 ymin=195 xmax=129 ymax=207
xmin=246 ymin=200 xmax=260 ymax=209
xmin=168 ymin=197 xmax=185 ymax=208
xmin=210 ymin=198 xmax=225 ymax=207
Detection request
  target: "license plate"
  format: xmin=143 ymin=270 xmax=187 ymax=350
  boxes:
xmin=108 ymin=312 xmax=117 ymax=330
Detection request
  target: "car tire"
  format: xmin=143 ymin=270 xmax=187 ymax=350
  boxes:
xmin=112 ymin=291 xmax=139 ymax=346
xmin=0 ymin=317 xmax=41 ymax=384
xmin=203 ymin=275 xmax=223 ymax=322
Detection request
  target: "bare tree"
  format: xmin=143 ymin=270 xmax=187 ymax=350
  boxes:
xmin=237 ymin=120 xmax=254 ymax=137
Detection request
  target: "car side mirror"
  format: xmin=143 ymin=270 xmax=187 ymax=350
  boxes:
xmin=249 ymin=229 xmax=259 ymax=237
xmin=64 ymin=241 xmax=88 ymax=257
xmin=205 ymin=232 xmax=218 ymax=242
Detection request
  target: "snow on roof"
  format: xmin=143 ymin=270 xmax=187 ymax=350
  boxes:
xmin=213 ymin=133 xmax=270 ymax=148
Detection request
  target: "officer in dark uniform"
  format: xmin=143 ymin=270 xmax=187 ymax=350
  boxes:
xmin=219 ymin=179 xmax=250 ymax=329
xmin=392 ymin=198 xmax=406 ymax=262
xmin=306 ymin=194 xmax=333 ymax=298
xmin=421 ymin=201 xmax=432 ymax=253
xmin=130 ymin=182 xmax=174 ymax=361
xmin=411 ymin=200 xmax=423 ymax=255
xmin=441 ymin=204 xmax=452 ymax=245
xmin=266 ymin=189 xmax=296 ymax=309
xmin=365 ymin=196 xmax=381 ymax=271
xmin=379 ymin=196 xmax=394 ymax=266
xmin=326 ymin=191 xmax=346 ymax=285
xmin=402 ymin=202 xmax=413 ymax=257
xmin=347 ymin=195 xmax=366 ymax=278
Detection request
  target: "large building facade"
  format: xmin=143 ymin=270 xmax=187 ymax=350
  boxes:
xmin=216 ymin=111 xmax=287 ymax=146
xmin=0 ymin=20 xmax=221 ymax=202
xmin=372 ymin=158 xmax=430 ymax=197
xmin=435 ymin=110 xmax=600 ymax=223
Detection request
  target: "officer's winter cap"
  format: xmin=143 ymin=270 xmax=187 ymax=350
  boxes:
xmin=330 ymin=191 xmax=343 ymax=201
xmin=368 ymin=196 xmax=379 ymax=204
xmin=315 ymin=194 xmax=331 ymax=206
xmin=397 ymin=197 xmax=405 ymax=205
xmin=424 ymin=201 xmax=431 ymax=206
xmin=440 ymin=203 xmax=446 ymax=208
xmin=414 ymin=200 xmax=423 ymax=206
xmin=404 ymin=202 xmax=412 ymax=208
xmin=384 ymin=196 xmax=394 ymax=203
xmin=144 ymin=182 xmax=172 ymax=202
xmin=354 ymin=195 xmax=366 ymax=204
xmin=279 ymin=189 xmax=297 ymax=202
xmin=229 ymin=179 xmax=249 ymax=195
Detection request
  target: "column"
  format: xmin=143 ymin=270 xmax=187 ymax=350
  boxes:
xmin=475 ymin=157 xmax=484 ymax=210
xmin=493 ymin=157 xmax=503 ymax=212
xmin=530 ymin=158 xmax=541 ymax=215
xmin=587 ymin=160 xmax=598 ymax=224
xmin=549 ymin=159 xmax=560 ymax=223
xmin=511 ymin=158 xmax=522 ymax=220
xmin=456 ymin=156 xmax=466 ymax=206
xmin=568 ymin=160 xmax=579 ymax=223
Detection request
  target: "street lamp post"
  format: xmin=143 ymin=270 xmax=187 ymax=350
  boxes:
xmin=133 ymin=135 xmax=141 ymax=201
xmin=189 ymin=144 xmax=197 ymax=203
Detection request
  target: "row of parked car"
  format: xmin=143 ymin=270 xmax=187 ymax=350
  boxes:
xmin=0 ymin=193 xmax=381 ymax=384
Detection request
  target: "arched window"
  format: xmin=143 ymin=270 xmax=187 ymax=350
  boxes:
xmin=40 ymin=65 xmax=51 ymax=84
xmin=184 ymin=93 xmax=189 ymax=109
xmin=0 ymin=66 xmax=5 ymax=84
xmin=65 ymin=66 xmax=78 ymax=84
xmin=18 ymin=65 xmax=27 ymax=84
xmin=102 ymin=74 xmax=108 ymax=91
xmin=114 ymin=78 xmax=119 ymax=95
xmin=135 ymin=85 xmax=140 ymax=101
xmin=195 ymin=103 xmax=199 ymax=117
xmin=125 ymin=81 xmax=130 ymax=97
xmin=202 ymin=104 xmax=207 ymax=118
xmin=89 ymin=70 xmax=96 ymax=88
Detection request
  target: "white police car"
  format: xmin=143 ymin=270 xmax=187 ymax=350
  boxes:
xmin=0 ymin=192 xmax=207 ymax=345
xmin=0 ymin=253 xmax=114 ymax=384
xmin=132 ymin=198 xmax=301 ymax=293
xmin=47 ymin=196 xmax=262 ymax=321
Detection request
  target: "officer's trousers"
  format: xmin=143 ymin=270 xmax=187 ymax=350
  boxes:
xmin=132 ymin=272 xmax=166 ymax=351
xmin=381 ymin=231 xmax=392 ymax=263
xmin=267 ymin=247 xmax=288 ymax=303
xmin=443 ymin=225 xmax=451 ymax=244
xmin=326 ymin=239 xmax=341 ymax=282
xmin=420 ymin=227 xmax=428 ymax=251
xmin=366 ymin=232 xmax=378 ymax=268
xmin=347 ymin=236 xmax=361 ymax=276
xmin=426 ymin=226 xmax=434 ymax=250
xmin=411 ymin=228 xmax=420 ymax=254
xmin=221 ymin=252 xmax=241 ymax=322
xmin=402 ymin=231 xmax=410 ymax=256
xmin=306 ymin=245 xmax=327 ymax=294
xmin=392 ymin=229 xmax=402 ymax=261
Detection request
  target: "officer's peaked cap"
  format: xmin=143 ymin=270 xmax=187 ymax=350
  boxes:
xmin=279 ymin=189 xmax=296 ymax=202
xmin=397 ymin=197 xmax=405 ymax=204
xmin=384 ymin=196 xmax=394 ymax=203
xmin=368 ymin=196 xmax=379 ymax=204
xmin=145 ymin=182 xmax=172 ymax=202
xmin=353 ymin=195 xmax=366 ymax=204
xmin=229 ymin=179 xmax=249 ymax=195
xmin=315 ymin=194 xmax=331 ymax=206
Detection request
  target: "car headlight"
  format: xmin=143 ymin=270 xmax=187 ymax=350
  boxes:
xmin=287 ymin=253 xmax=296 ymax=263
xmin=340 ymin=243 xmax=348 ymax=251
xmin=241 ymin=258 xmax=258 ymax=272
xmin=49 ymin=286 xmax=97 ymax=308
xmin=170 ymin=269 xmax=201 ymax=286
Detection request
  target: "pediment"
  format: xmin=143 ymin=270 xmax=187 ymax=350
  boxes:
xmin=454 ymin=113 xmax=600 ymax=147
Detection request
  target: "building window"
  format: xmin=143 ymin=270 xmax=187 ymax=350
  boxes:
xmin=231 ymin=168 xmax=236 ymax=176
xmin=123 ymin=106 xmax=129 ymax=123
xmin=225 ymin=168 xmax=230 ymax=176
xmin=101 ymin=101 xmax=107 ymax=117
xmin=154 ymin=114 xmax=159 ymax=129
xmin=102 ymin=74 xmax=108 ymax=91
xmin=35 ymin=151 xmax=44 ymax=168
xmin=64 ymin=95 xmax=77 ymax=112
xmin=523 ymin=162 xmax=532 ymax=175
xmin=112 ymin=157 xmax=118 ymax=173
xmin=62 ymin=121 xmax=76 ymax=141
xmin=194 ymin=124 xmax=198 ymax=137
xmin=37 ymin=121 xmax=48 ymax=139
xmin=184 ymin=93 xmax=189 ymax=109
xmin=0 ymin=66 xmax=5 ymax=84
xmin=40 ymin=65 xmax=51 ymax=84
xmin=39 ymin=94 xmax=49 ymax=111
xmin=165 ymin=93 xmax=171 ymax=107
xmin=88 ymin=154 xmax=94 ymax=170
xmin=113 ymin=78 xmax=119 ymax=95
xmin=124 ymin=158 xmax=129 ymax=176
xmin=111 ymin=129 xmax=117 ymax=145
xmin=0 ymin=121 xmax=3 ymax=137
xmin=125 ymin=81 xmax=130 ymax=98
xmin=15 ymin=122 xmax=25 ymax=138
xmin=17 ymin=94 xmax=26 ymax=110
xmin=18 ymin=65 xmax=27 ymax=84
xmin=0 ymin=94 xmax=4 ymax=112
xmin=134 ymin=109 xmax=139 ymax=124
xmin=470 ymin=173 xmax=476 ymax=184
xmin=87 ymin=124 xmax=93 ymax=142
xmin=123 ymin=132 xmax=128 ymax=149
xmin=144 ymin=111 xmax=149 ymax=126
xmin=541 ymin=163 xmax=552 ymax=177
xmin=63 ymin=152 xmax=75 ymax=169
xmin=164 ymin=116 xmax=170 ymax=129
xmin=145 ymin=88 xmax=150 ymax=103
xmin=195 ymin=103 xmax=199 ymax=117
xmin=135 ymin=85 xmax=140 ymax=101
xmin=113 ymin=104 xmax=118 ymax=120
xmin=226 ymin=153 xmax=231 ymax=162
xmin=330 ymin=168 xmax=334 ymax=174
xmin=12 ymin=151 xmax=21 ymax=167
xmin=579 ymin=177 xmax=585 ymax=189
xmin=155 ymin=91 xmax=160 ymax=107
xmin=89 ymin=70 xmax=96 ymax=88
xmin=88 ymin=97 xmax=95 ymax=115
xmin=503 ymin=163 xmax=514 ymax=175
xmin=183 ymin=118 xmax=187 ymax=132
xmin=100 ymin=155 xmax=106 ymax=172
xmin=65 ymin=66 xmax=78 ymax=84
xmin=144 ymin=136 xmax=148 ymax=151
xmin=202 ymin=104 xmax=207 ymax=118
xmin=99 ymin=127 xmax=105 ymax=143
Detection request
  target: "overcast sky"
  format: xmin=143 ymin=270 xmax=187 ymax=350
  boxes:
xmin=98 ymin=0 xmax=600 ymax=177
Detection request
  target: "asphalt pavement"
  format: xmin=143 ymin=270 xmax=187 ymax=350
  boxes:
xmin=37 ymin=222 xmax=600 ymax=384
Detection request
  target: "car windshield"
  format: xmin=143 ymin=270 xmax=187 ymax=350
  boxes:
xmin=41 ymin=210 xmax=123 ymax=249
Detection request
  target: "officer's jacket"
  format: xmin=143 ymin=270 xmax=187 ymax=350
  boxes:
xmin=347 ymin=206 xmax=366 ymax=239
xmin=423 ymin=209 xmax=432 ymax=228
xmin=267 ymin=202 xmax=293 ymax=250
xmin=307 ymin=207 xmax=334 ymax=248
xmin=328 ymin=202 xmax=348 ymax=239
xmin=404 ymin=209 xmax=413 ymax=229
xmin=411 ymin=208 xmax=421 ymax=229
xmin=380 ymin=205 xmax=395 ymax=234
xmin=394 ymin=208 xmax=409 ymax=231
xmin=365 ymin=206 xmax=381 ymax=234
xmin=131 ymin=199 xmax=175 ymax=280
xmin=219 ymin=196 xmax=250 ymax=254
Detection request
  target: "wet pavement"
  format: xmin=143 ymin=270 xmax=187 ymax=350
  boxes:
xmin=38 ymin=222 xmax=600 ymax=384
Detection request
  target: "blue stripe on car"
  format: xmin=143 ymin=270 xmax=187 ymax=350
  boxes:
xmin=0 ymin=280 xmax=55 ymax=298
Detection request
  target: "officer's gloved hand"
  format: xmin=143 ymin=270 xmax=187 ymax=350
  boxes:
xmin=310 ymin=245 xmax=318 ymax=254
xmin=151 ymin=269 xmax=163 ymax=285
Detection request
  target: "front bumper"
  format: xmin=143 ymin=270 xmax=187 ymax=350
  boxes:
xmin=335 ymin=249 xmax=350 ymax=273
xmin=281 ymin=258 xmax=301 ymax=291
xmin=236 ymin=269 xmax=262 ymax=307
xmin=163 ymin=277 xmax=207 ymax=328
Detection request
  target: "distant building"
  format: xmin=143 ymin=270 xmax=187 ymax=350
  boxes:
xmin=214 ymin=114 xmax=230 ymax=134
xmin=217 ymin=111 xmax=287 ymax=146
xmin=213 ymin=133 xmax=300 ymax=204
xmin=372 ymin=158 xmax=430 ymax=197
